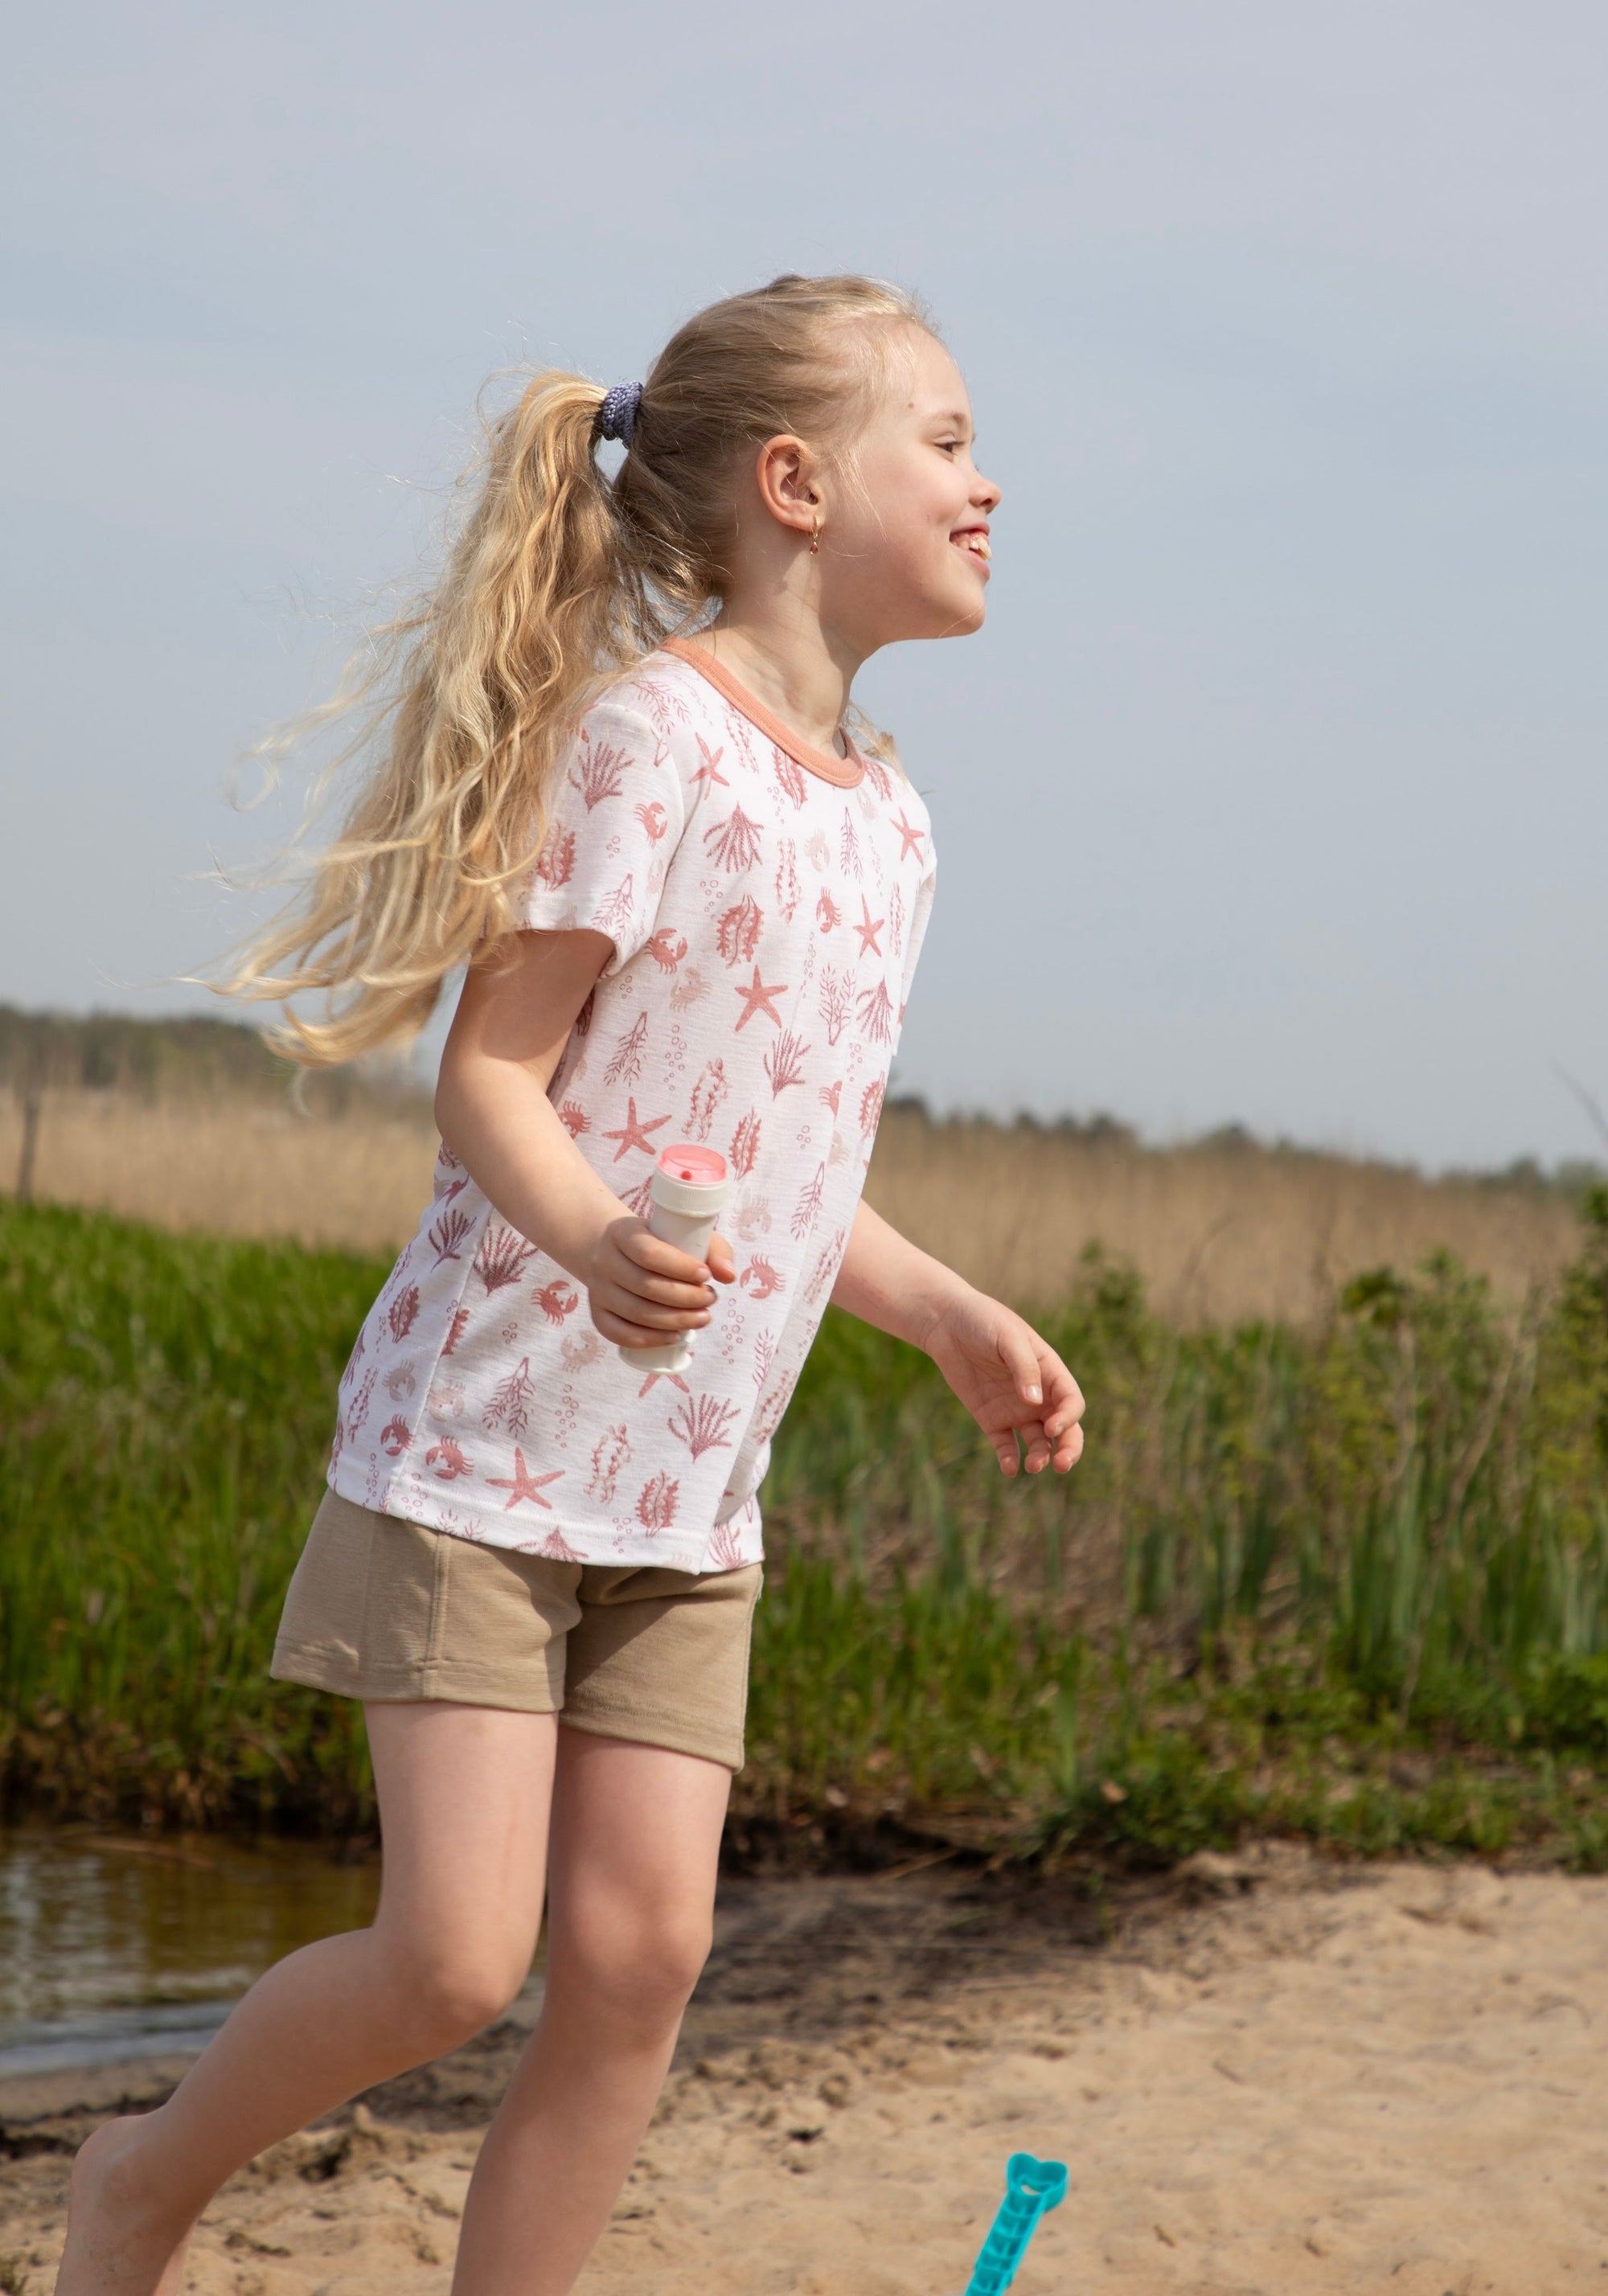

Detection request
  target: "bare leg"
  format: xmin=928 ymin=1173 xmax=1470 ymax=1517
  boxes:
xmin=56 ymin=1701 xmax=557 ymax=2296
xmin=450 ymin=1726 xmax=732 ymax=2295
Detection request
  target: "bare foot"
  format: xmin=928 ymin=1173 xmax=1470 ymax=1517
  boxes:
xmin=54 ymin=2115 xmax=195 ymax=2296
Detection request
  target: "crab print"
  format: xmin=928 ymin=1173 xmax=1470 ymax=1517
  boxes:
xmin=534 ymin=1277 xmax=580 ymax=1324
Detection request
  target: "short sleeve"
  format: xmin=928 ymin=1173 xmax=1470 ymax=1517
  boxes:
xmin=513 ymin=700 xmax=687 ymax=975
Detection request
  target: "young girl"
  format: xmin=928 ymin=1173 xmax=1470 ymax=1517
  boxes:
xmin=59 ymin=272 xmax=1085 ymax=2295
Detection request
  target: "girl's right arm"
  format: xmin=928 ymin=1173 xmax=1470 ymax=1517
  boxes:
xmin=433 ymin=928 xmax=733 ymax=1347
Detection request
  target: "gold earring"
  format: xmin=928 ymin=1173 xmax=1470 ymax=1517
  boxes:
xmin=809 ymin=514 xmax=821 ymax=556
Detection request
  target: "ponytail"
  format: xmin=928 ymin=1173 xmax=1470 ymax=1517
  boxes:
xmin=215 ymin=275 xmax=931 ymax=1065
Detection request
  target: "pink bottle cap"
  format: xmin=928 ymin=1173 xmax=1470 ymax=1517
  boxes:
xmin=656 ymin=1142 xmax=727 ymax=1186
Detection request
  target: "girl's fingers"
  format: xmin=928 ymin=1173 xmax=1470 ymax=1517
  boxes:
xmin=620 ymin=1227 xmax=714 ymax=1286
xmin=997 ymin=1328 xmax=1045 ymax=1407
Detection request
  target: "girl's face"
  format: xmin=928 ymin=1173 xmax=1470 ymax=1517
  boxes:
xmin=824 ymin=330 xmax=1001 ymax=651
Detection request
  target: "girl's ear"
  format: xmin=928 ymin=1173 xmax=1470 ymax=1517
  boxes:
xmin=752 ymin=433 xmax=821 ymax=541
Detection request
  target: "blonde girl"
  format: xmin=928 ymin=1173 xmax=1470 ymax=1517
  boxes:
xmin=59 ymin=273 xmax=1085 ymax=2296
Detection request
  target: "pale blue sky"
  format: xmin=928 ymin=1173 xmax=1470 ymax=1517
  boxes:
xmin=4 ymin=2 xmax=1605 ymax=1170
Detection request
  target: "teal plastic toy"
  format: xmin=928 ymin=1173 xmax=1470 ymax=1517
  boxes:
xmin=959 ymin=2152 xmax=1069 ymax=2294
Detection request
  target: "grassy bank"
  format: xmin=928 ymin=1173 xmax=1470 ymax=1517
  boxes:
xmin=4 ymin=1197 xmax=1608 ymax=1867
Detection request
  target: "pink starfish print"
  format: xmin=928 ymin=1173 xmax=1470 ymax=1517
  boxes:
xmin=733 ymin=965 xmax=787 ymax=1031
xmin=602 ymin=1097 xmax=672 ymax=1161
xmin=637 ymin=1370 xmax=692 ymax=1397
xmin=691 ymin=736 xmax=729 ymax=791
xmin=486 ymin=1450 xmax=566 ymax=1511
xmin=893 ymin=810 xmax=926 ymax=861
xmin=853 ymin=897 xmax=884 ymax=957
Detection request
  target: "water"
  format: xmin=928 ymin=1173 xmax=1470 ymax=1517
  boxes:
xmin=0 ymin=1824 xmax=379 ymax=2081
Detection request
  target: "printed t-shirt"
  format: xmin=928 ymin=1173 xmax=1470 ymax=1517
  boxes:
xmin=325 ymin=643 xmax=937 ymax=1572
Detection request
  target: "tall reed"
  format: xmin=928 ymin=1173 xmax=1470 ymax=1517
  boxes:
xmin=4 ymin=1197 xmax=1607 ymax=1860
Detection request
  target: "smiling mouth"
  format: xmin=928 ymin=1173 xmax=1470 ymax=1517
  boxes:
xmin=952 ymin=530 xmax=991 ymax=562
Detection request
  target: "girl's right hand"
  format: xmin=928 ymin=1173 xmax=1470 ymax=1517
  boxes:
xmin=585 ymin=1217 xmax=736 ymax=1349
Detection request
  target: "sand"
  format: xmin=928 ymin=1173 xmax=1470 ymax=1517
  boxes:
xmin=5 ymin=1845 xmax=1608 ymax=2293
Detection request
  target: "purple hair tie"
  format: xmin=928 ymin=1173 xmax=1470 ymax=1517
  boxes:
xmin=598 ymin=381 xmax=643 ymax=447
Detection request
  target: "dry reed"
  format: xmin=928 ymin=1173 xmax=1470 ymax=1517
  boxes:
xmin=0 ymin=1087 xmax=1581 ymax=1322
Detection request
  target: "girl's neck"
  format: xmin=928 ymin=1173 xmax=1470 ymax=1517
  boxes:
xmin=686 ymin=606 xmax=863 ymax=761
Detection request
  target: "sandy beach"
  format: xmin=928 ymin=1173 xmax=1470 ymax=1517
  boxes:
xmin=4 ymin=1845 xmax=1607 ymax=2293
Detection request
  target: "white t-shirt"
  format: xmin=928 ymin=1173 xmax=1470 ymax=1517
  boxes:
xmin=326 ymin=642 xmax=937 ymax=1570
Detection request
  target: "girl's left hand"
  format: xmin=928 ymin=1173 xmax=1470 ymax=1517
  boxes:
xmin=924 ymin=1289 xmax=1085 ymax=1476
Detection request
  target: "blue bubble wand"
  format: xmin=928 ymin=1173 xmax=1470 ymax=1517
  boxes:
xmin=954 ymin=2152 xmax=1068 ymax=2294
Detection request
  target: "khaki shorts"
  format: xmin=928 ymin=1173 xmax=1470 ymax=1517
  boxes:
xmin=271 ymin=1491 xmax=762 ymax=1772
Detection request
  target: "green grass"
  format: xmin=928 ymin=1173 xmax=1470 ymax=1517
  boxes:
xmin=5 ymin=1195 xmax=1608 ymax=1867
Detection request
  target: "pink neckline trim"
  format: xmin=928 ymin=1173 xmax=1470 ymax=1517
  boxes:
xmin=662 ymin=638 xmax=865 ymax=790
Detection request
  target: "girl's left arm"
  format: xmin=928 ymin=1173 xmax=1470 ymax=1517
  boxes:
xmin=830 ymin=1200 xmax=1085 ymax=1477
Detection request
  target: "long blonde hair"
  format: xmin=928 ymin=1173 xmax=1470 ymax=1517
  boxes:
xmin=217 ymin=273 xmax=933 ymax=1066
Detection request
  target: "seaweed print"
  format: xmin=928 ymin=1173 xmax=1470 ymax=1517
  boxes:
xmin=708 ymin=1520 xmax=746 ymax=1570
xmin=815 ymin=888 xmax=841 ymax=933
xmin=574 ymin=990 xmax=595 ymax=1038
xmin=534 ymin=1277 xmax=579 ymax=1324
xmin=347 ymin=1367 xmax=378 ymax=1439
xmin=752 ymin=1326 xmax=777 ymax=1392
xmin=859 ymin=1078 xmax=886 ymax=1135
xmin=593 ymin=874 xmax=636 ymax=938
xmin=856 ymin=979 xmax=896 ymax=1046
xmin=691 ymin=736 xmax=729 ymax=790
xmin=740 ymin=1255 xmax=785 ymax=1300
xmin=425 ymin=1437 xmax=472 ymax=1481
xmin=669 ymin=965 xmax=711 ymax=1011
xmin=775 ymin=837 xmax=801 ymax=920
xmin=379 ymin=1416 xmax=411 ymax=1458
xmin=475 ymin=1224 xmax=539 ymax=1294
xmin=485 ymin=1356 xmax=536 ymax=1437
xmin=729 ymin=1108 xmax=761 ymax=1178
xmin=864 ymin=755 xmax=895 ymax=800
xmin=817 ymin=966 xmax=851 ymax=1046
xmin=604 ymin=1011 xmax=650 ymax=1087
xmin=803 ymin=1227 xmax=848 ymax=1308
xmin=669 ymin=1392 xmax=740 ymax=1460
xmin=716 ymin=895 xmax=762 ymax=966
xmin=621 ymin=1171 xmax=657 ymax=1220
xmin=568 ymin=739 xmax=630 ymax=810
xmin=558 ymin=1100 xmax=589 ymax=1138
xmin=428 ymin=1206 xmax=474 ymax=1267
xmin=522 ymin=1525 xmax=585 ymax=1560
xmin=535 ymin=828 xmax=576 ymax=888
xmin=791 ymin=1164 xmax=826 ymax=1240
xmin=819 ymin=1080 xmax=842 ymax=1117
xmin=704 ymin=804 xmax=764 ymax=872
xmin=388 ymin=1284 xmax=420 ymax=1343
xmin=488 ymin=1450 xmax=565 ymax=1509
xmin=637 ymin=1471 xmax=679 ymax=1533
xmin=772 ymin=748 xmax=807 ymax=810
xmin=442 ymin=1305 xmax=471 ymax=1356
xmin=687 ymin=1058 xmax=729 ymax=1142
xmin=588 ymin=1422 xmax=632 ymax=1503
xmin=646 ymin=927 xmax=687 ymax=973
xmin=839 ymin=814 xmax=862 ymax=879
xmin=888 ymin=881 xmax=905 ymax=955
xmin=339 ymin=1328 xmax=366 ymax=1390
xmin=634 ymin=798 xmax=669 ymax=841
xmin=764 ymin=1030 xmax=810 ymax=1098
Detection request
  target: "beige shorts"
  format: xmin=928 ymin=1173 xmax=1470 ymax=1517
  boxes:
xmin=270 ymin=1490 xmax=763 ymax=1772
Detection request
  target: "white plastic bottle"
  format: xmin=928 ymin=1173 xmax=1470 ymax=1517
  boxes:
xmin=621 ymin=1142 xmax=728 ymax=1375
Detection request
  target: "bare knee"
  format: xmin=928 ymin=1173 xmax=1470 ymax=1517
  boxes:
xmin=555 ymin=1907 xmax=712 ymax=2032
xmin=376 ymin=1930 xmax=532 ymax=2055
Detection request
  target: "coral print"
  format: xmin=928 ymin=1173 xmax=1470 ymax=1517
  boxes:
xmin=326 ymin=644 xmax=934 ymax=1572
